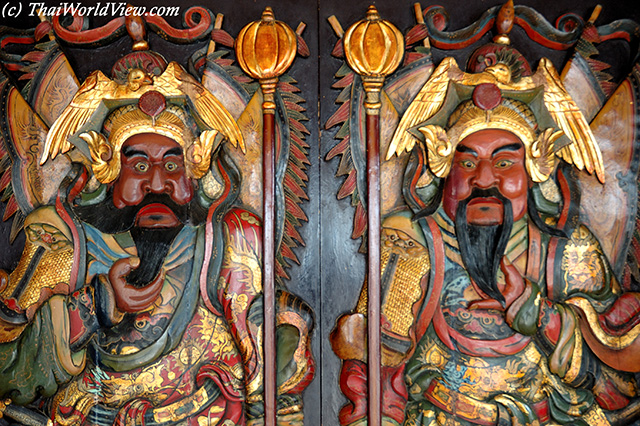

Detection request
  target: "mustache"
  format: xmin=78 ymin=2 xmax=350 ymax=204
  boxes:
xmin=455 ymin=187 xmax=513 ymax=307
xmin=462 ymin=187 xmax=504 ymax=202
xmin=72 ymin=190 xmax=207 ymax=233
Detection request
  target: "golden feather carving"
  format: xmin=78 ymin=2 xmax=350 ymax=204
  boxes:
xmin=533 ymin=58 xmax=605 ymax=183
xmin=527 ymin=128 xmax=563 ymax=183
xmin=418 ymin=124 xmax=453 ymax=178
xmin=154 ymin=63 xmax=244 ymax=153
xmin=41 ymin=70 xmax=121 ymax=164
xmin=42 ymin=62 xmax=244 ymax=165
xmin=386 ymin=54 xmax=605 ymax=184
xmin=386 ymin=57 xmax=459 ymax=160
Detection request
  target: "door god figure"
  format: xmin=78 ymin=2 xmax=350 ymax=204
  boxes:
xmin=0 ymin=10 xmax=314 ymax=425
xmin=329 ymin=3 xmax=640 ymax=425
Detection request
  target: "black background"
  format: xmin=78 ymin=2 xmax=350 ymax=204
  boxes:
xmin=1 ymin=0 xmax=639 ymax=424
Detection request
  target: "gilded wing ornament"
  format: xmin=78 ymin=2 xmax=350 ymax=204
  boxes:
xmin=41 ymin=69 xmax=144 ymax=164
xmin=534 ymin=58 xmax=605 ymax=183
xmin=386 ymin=57 xmax=457 ymax=160
xmin=42 ymin=62 xmax=245 ymax=165
xmin=154 ymin=63 xmax=245 ymax=152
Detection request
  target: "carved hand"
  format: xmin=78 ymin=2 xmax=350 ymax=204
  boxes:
xmin=107 ymin=257 xmax=165 ymax=313
xmin=468 ymin=257 xmax=542 ymax=335
xmin=468 ymin=257 xmax=526 ymax=311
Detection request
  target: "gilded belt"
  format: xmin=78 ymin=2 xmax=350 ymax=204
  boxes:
xmin=425 ymin=379 xmax=549 ymax=425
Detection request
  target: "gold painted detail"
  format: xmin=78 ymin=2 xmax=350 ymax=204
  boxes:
xmin=152 ymin=385 xmax=219 ymax=424
xmin=81 ymin=307 xmax=241 ymax=409
xmin=563 ymin=320 xmax=584 ymax=384
xmin=356 ymin=226 xmax=430 ymax=338
xmin=223 ymin=223 xmax=262 ymax=294
xmin=52 ymin=380 xmax=97 ymax=426
xmin=418 ymin=339 xmax=543 ymax=399
xmin=1 ymin=236 xmax=73 ymax=310
xmin=226 ymin=292 xmax=249 ymax=325
xmin=25 ymin=222 xmax=72 ymax=251
xmin=342 ymin=6 xmax=404 ymax=114
xmin=235 ymin=7 xmax=297 ymax=112
xmin=380 ymin=245 xmax=430 ymax=337
xmin=387 ymin=56 xmax=605 ymax=184
xmin=42 ymin=62 xmax=244 ymax=179
xmin=566 ymin=297 xmax=640 ymax=349
xmin=343 ymin=6 xmax=404 ymax=78
xmin=582 ymin=404 xmax=612 ymax=426
xmin=561 ymin=226 xmax=606 ymax=295
xmin=235 ymin=7 xmax=297 ymax=81
xmin=428 ymin=379 xmax=498 ymax=424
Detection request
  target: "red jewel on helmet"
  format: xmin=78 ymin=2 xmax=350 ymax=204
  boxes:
xmin=472 ymin=83 xmax=502 ymax=111
xmin=138 ymin=90 xmax=166 ymax=118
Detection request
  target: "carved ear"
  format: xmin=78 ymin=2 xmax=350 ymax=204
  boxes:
xmin=188 ymin=130 xmax=219 ymax=179
xmin=527 ymin=128 xmax=562 ymax=183
xmin=418 ymin=125 xmax=455 ymax=178
xmin=80 ymin=131 xmax=119 ymax=184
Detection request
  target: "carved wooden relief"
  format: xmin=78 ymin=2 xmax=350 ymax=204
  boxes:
xmin=0 ymin=5 xmax=314 ymax=425
xmin=0 ymin=1 xmax=639 ymax=425
xmin=326 ymin=1 xmax=640 ymax=425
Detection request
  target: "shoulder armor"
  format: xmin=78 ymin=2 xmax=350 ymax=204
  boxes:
xmin=0 ymin=206 xmax=74 ymax=323
xmin=382 ymin=211 xmax=428 ymax=256
xmin=559 ymin=225 xmax=611 ymax=298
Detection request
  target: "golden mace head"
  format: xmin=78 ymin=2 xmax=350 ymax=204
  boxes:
xmin=343 ymin=5 xmax=404 ymax=112
xmin=235 ymin=7 xmax=297 ymax=111
xmin=343 ymin=5 xmax=404 ymax=78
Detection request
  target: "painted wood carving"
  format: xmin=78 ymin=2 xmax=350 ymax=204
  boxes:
xmin=0 ymin=5 xmax=314 ymax=425
xmin=327 ymin=1 xmax=640 ymax=425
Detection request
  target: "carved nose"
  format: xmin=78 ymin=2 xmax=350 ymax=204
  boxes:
xmin=471 ymin=161 xmax=498 ymax=188
xmin=146 ymin=166 xmax=169 ymax=194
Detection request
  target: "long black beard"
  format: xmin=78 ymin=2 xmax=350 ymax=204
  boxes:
xmin=455 ymin=188 xmax=514 ymax=306
xmin=73 ymin=190 xmax=208 ymax=287
xmin=127 ymin=225 xmax=183 ymax=287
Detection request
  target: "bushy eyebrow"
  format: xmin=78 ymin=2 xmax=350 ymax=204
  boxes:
xmin=121 ymin=146 xmax=183 ymax=158
xmin=456 ymin=145 xmax=477 ymax=155
xmin=122 ymin=146 xmax=147 ymax=158
xmin=492 ymin=143 xmax=523 ymax=155
xmin=164 ymin=147 xmax=182 ymax=158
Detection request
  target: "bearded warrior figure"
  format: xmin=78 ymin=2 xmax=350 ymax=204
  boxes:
xmin=0 ymin=10 xmax=314 ymax=426
xmin=329 ymin=2 xmax=640 ymax=425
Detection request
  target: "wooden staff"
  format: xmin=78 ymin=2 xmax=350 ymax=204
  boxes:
xmin=342 ymin=6 xmax=404 ymax=425
xmin=235 ymin=7 xmax=297 ymax=426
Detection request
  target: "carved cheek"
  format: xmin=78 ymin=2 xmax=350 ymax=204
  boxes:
xmin=112 ymin=172 xmax=147 ymax=209
xmin=167 ymin=174 xmax=195 ymax=205
xmin=498 ymin=166 xmax=527 ymax=198
xmin=498 ymin=166 xmax=528 ymax=219
xmin=442 ymin=166 xmax=474 ymax=218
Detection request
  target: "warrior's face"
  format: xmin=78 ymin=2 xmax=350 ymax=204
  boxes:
xmin=443 ymin=129 xmax=529 ymax=304
xmin=73 ymin=132 xmax=209 ymax=287
xmin=442 ymin=129 xmax=528 ymax=225
xmin=112 ymin=133 xmax=194 ymax=228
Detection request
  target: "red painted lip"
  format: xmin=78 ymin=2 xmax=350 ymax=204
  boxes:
xmin=468 ymin=196 xmax=502 ymax=207
xmin=135 ymin=203 xmax=179 ymax=228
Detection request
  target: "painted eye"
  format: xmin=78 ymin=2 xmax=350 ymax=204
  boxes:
xmin=460 ymin=160 xmax=476 ymax=169
xmin=134 ymin=162 xmax=149 ymax=172
xmin=495 ymin=159 xmax=513 ymax=168
xmin=165 ymin=161 xmax=178 ymax=172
